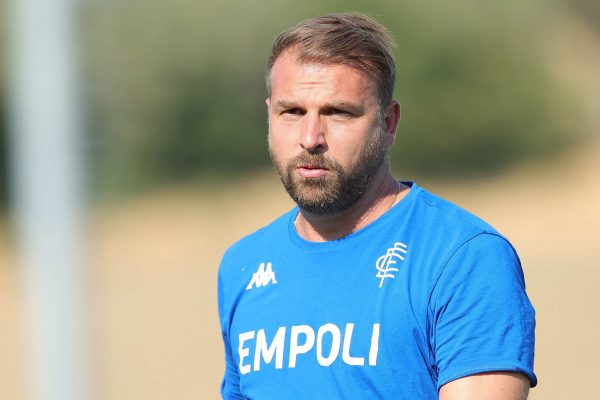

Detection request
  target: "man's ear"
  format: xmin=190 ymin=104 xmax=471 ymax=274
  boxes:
xmin=266 ymin=98 xmax=271 ymax=107
xmin=383 ymin=100 xmax=401 ymax=148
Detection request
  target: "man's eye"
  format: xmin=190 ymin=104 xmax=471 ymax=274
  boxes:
xmin=324 ymin=108 xmax=353 ymax=117
xmin=283 ymin=108 xmax=304 ymax=115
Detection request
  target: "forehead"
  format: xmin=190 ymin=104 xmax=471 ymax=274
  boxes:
xmin=269 ymin=51 xmax=377 ymax=102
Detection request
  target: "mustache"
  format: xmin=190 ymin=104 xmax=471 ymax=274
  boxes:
xmin=286 ymin=152 xmax=342 ymax=171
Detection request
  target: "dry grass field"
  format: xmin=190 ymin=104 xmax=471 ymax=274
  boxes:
xmin=1 ymin=140 xmax=599 ymax=399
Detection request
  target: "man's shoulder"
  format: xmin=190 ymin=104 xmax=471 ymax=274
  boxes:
xmin=412 ymin=184 xmax=500 ymax=236
xmin=220 ymin=208 xmax=296 ymax=265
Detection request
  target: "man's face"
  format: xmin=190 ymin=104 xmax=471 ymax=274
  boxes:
xmin=267 ymin=51 xmax=390 ymax=214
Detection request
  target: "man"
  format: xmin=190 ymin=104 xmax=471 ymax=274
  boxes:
xmin=218 ymin=12 xmax=536 ymax=399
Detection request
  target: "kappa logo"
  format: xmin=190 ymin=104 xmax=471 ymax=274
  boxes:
xmin=375 ymin=242 xmax=407 ymax=288
xmin=246 ymin=262 xmax=277 ymax=290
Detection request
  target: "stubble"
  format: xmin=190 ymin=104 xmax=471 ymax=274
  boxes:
xmin=269 ymin=127 xmax=386 ymax=215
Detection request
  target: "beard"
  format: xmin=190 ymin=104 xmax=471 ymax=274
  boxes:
xmin=269 ymin=128 xmax=386 ymax=215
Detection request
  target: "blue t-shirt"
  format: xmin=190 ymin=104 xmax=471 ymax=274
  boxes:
xmin=218 ymin=182 xmax=536 ymax=399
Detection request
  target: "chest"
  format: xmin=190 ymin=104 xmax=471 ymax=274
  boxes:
xmin=228 ymin=244 xmax=434 ymax=375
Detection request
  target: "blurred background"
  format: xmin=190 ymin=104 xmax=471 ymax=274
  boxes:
xmin=1 ymin=0 xmax=599 ymax=399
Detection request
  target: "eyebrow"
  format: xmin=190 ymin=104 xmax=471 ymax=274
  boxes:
xmin=272 ymin=99 xmax=365 ymax=115
xmin=272 ymin=100 xmax=299 ymax=112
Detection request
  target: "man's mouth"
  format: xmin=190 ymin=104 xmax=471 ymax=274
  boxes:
xmin=297 ymin=165 xmax=329 ymax=178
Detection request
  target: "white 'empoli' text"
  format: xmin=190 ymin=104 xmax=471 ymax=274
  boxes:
xmin=237 ymin=323 xmax=380 ymax=374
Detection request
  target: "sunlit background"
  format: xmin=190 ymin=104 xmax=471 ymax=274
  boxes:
xmin=1 ymin=0 xmax=599 ymax=399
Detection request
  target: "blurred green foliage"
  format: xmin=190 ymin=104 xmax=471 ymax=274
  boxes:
xmin=0 ymin=98 xmax=6 ymax=206
xmin=570 ymin=0 xmax=600 ymax=30
xmin=0 ymin=2 xmax=6 ymax=207
xmin=385 ymin=1 xmax=580 ymax=176
xmin=84 ymin=0 xmax=583 ymax=195
xmin=0 ymin=0 xmax=591 ymax=206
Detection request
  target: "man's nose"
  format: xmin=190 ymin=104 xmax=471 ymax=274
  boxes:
xmin=299 ymin=113 xmax=326 ymax=154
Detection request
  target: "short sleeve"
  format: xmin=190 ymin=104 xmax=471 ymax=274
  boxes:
xmin=430 ymin=233 xmax=536 ymax=389
xmin=218 ymin=267 xmax=245 ymax=399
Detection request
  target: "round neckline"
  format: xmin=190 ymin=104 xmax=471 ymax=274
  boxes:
xmin=287 ymin=181 xmax=420 ymax=252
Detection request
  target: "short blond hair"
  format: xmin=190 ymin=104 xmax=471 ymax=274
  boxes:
xmin=266 ymin=12 xmax=396 ymax=107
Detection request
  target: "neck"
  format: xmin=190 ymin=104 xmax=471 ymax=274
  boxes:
xmin=295 ymin=165 xmax=408 ymax=242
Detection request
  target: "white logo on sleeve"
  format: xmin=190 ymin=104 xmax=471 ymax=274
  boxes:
xmin=375 ymin=242 xmax=407 ymax=288
xmin=246 ymin=262 xmax=277 ymax=290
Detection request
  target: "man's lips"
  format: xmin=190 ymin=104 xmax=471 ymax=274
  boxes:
xmin=296 ymin=165 xmax=329 ymax=178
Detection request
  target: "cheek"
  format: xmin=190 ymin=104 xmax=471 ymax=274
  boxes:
xmin=326 ymin=129 xmax=368 ymax=161
xmin=267 ymin=129 xmax=292 ymax=167
xmin=267 ymin=130 xmax=283 ymax=154
xmin=268 ymin=121 xmax=298 ymax=152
